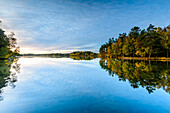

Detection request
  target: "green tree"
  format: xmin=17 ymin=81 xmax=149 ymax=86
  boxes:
xmin=0 ymin=22 xmax=19 ymax=59
xmin=100 ymin=24 xmax=169 ymax=58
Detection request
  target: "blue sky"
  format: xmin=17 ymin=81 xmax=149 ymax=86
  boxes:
xmin=0 ymin=0 xmax=169 ymax=53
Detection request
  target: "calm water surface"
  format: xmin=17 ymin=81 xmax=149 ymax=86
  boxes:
xmin=0 ymin=57 xmax=169 ymax=113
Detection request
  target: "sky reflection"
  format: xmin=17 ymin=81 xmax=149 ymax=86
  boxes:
xmin=0 ymin=58 xmax=169 ymax=113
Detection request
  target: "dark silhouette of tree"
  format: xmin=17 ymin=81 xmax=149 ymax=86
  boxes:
xmin=0 ymin=21 xmax=20 ymax=59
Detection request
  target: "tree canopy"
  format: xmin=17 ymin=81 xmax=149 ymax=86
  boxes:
xmin=70 ymin=51 xmax=98 ymax=60
xmin=99 ymin=24 xmax=170 ymax=58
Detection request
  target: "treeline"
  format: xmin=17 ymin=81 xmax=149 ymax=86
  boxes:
xmin=100 ymin=59 xmax=170 ymax=94
xmin=0 ymin=22 xmax=20 ymax=59
xmin=21 ymin=53 xmax=69 ymax=58
xmin=100 ymin=24 xmax=170 ymax=58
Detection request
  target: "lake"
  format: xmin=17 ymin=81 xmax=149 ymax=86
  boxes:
xmin=0 ymin=57 xmax=169 ymax=113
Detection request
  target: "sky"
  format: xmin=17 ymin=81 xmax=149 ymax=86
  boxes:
xmin=0 ymin=0 xmax=170 ymax=54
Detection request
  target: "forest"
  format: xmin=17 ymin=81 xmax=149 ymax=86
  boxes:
xmin=99 ymin=24 xmax=170 ymax=59
xmin=0 ymin=22 xmax=19 ymax=59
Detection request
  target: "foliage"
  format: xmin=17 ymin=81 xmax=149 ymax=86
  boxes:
xmin=70 ymin=51 xmax=98 ymax=60
xmin=99 ymin=24 xmax=170 ymax=58
xmin=0 ymin=22 xmax=20 ymax=59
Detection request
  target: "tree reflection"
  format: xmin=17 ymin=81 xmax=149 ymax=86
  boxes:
xmin=99 ymin=58 xmax=170 ymax=94
xmin=0 ymin=58 xmax=20 ymax=101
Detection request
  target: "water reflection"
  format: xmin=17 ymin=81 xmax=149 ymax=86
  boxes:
xmin=99 ymin=59 xmax=170 ymax=94
xmin=0 ymin=57 xmax=169 ymax=113
xmin=0 ymin=59 xmax=20 ymax=101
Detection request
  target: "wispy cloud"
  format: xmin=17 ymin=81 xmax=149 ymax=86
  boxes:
xmin=20 ymin=43 xmax=98 ymax=54
xmin=0 ymin=0 xmax=169 ymax=53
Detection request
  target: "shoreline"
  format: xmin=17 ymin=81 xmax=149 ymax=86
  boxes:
xmin=117 ymin=57 xmax=170 ymax=61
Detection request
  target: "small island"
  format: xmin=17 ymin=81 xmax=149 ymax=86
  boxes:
xmin=70 ymin=51 xmax=98 ymax=60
